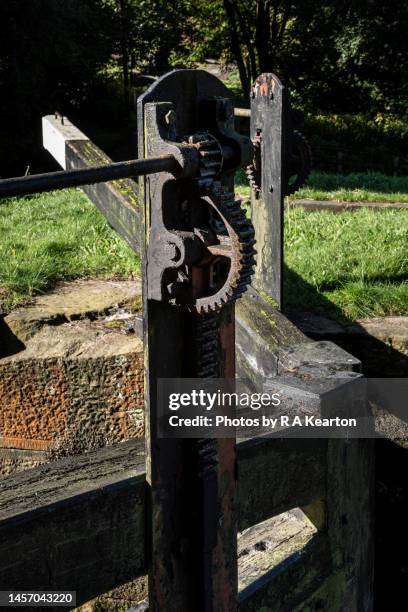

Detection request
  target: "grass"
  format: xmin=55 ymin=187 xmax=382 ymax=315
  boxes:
xmin=284 ymin=206 xmax=408 ymax=320
xmin=0 ymin=180 xmax=407 ymax=321
xmin=236 ymin=170 xmax=408 ymax=203
xmin=0 ymin=189 xmax=139 ymax=311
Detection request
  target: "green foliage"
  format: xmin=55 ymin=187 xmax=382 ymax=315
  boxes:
xmin=223 ymin=72 xmax=245 ymax=98
xmin=282 ymin=0 xmax=408 ymax=116
xmin=0 ymin=0 xmax=406 ymax=178
xmin=177 ymin=1 xmax=408 ymax=117
xmin=0 ymin=0 xmax=118 ymax=176
xmin=104 ymin=0 xmax=186 ymax=74
xmin=303 ymin=113 xmax=408 ymax=174
xmin=0 ymin=189 xmax=139 ymax=311
xmin=169 ymin=1 xmax=230 ymax=67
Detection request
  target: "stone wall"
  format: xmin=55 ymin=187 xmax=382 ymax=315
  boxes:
xmin=0 ymin=280 xmax=144 ymax=474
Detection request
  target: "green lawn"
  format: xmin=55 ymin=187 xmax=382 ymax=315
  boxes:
xmin=0 ymin=182 xmax=407 ymax=320
xmin=0 ymin=189 xmax=139 ymax=311
xmin=236 ymin=170 xmax=408 ymax=204
xmin=284 ymin=206 xmax=408 ymax=320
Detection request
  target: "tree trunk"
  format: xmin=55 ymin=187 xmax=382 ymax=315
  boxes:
xmin=223 ymin=0 xmax=250 ymax=95
xmin=117 ymin=0 xmax=130 ymax=109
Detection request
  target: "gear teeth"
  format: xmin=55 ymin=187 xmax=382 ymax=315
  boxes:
xmin=247 ymin=134 xmax=262 ymax=194
xmin=186 ymin=132 xmax=223 ymax=183
xmin=183 ymin=133 xmax=256 ymax=315
xmin=196 ymin=312 xmax=219 ymax=378
xmin=193 ymin=183 xmax=256 ymax=313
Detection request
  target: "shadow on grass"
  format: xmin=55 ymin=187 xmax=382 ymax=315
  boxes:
xmin=283 ymin=264 xmax=408 ymax=376
xmin=312 ymin=272 xmax=408 ymax=293
xmin=284 ymin=264 xmax=347 ymax=321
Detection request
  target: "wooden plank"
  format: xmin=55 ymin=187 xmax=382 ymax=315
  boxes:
xmin=238 ymin=510 xmax=331 ymax=611
xmin=236 ymin=288 xmax=307 ymax=383
xmin=66 ymin=140 xmax=142 ymax=253
xmin=0 ymin=438 xmax=326 ymax=533
xmin=0 ymin=437 xmax=371 ymax=609
xmin=0 ymin=434 xmax=327 ymax=605
xmin=325 ymin=439 xmax=375 ymax=611
xmin=0 ymin=439 xmax=146 ymax=607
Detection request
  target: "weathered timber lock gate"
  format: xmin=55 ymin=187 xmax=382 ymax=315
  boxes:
xmin=0 ymin=70 xmax=373 ymax=611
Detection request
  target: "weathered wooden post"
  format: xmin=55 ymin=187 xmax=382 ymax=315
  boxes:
xmin=247 ymin=73 xmax=374 ymax=611
xmin=248 ymin=73 xmax=287 ymax=309
xmin=247 ymin=73 xmax=311 ymax=309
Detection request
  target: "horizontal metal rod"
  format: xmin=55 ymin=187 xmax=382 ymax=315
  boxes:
xmin=234 ymin=107 xmax=251 ymax=118
xmin=0 ymin=155 xmax=178 ymax=199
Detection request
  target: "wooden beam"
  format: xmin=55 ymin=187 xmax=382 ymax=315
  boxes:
xmin=42 ymin=115 xmax=142 ymax=253
xmin=0 ymin=439 xmax=146 ymax=607
xmin=238 ymin=511 xmax=332 ymax=611
xmin=0 ymin=435 xmax=326 ymax=606
xmin=236 ymin=288 xmax=306 ymax=383
xmin=325 ymin=439 xmax=375 ymax=610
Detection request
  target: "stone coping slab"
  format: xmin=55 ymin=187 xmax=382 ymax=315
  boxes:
xmin=286 ymin=199 xmax=408 ymax=212
xmin=4 ymin=278 xmax=142 ymax=343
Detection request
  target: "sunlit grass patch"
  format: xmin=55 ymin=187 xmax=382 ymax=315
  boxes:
xmin=0 ymin=189 xmax=139 ymax=311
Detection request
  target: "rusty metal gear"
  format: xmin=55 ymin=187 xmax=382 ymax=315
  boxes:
xmin=176 ymin=132 xmax=256 ymax=315
xmin=189 ymin=182 xmax=256 ymax=314
xmin=245 ymin=129 xmax=312 ymax=197
xmin=186 ymin=132 xmax=223 ymax=188
xmin=246 ymin=132 xmax=262 ymax=195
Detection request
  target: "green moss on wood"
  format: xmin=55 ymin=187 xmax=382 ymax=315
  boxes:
xmin=259 ymin=290 xmax=279 ymax=310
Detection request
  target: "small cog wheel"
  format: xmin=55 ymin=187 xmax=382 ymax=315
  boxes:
xmin=185 ymin=132 xmax=223 ymax=187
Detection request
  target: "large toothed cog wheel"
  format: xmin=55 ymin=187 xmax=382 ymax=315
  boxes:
xmin=190 ymin=182 xmax=256 ymax=314
xmin=246 ymin=129 xmax=312 ymax=196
